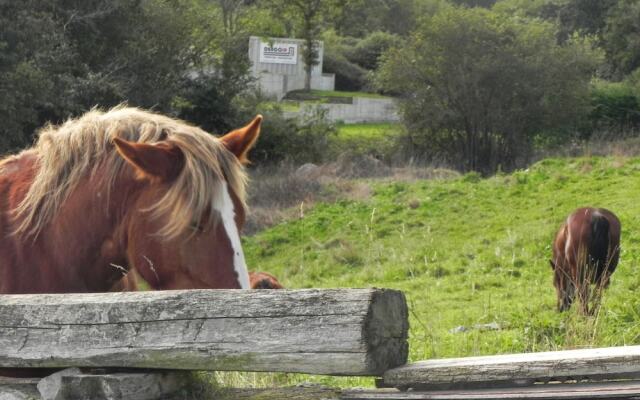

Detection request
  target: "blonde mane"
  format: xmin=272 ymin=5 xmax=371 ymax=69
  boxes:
xmin=11 ymin=106 xmax=247 ymax=239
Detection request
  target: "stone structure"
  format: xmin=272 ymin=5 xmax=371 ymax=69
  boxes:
xmin=284 ymin=97 xmax=400 ymax=124
xmin=248 ymin=36 xmax=335 ymax=100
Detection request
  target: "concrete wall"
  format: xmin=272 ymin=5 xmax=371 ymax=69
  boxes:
xmin=285 ymin=97 xmax=400 ymax=124
xmin=313 ymin=74 xmax=336 ymax=91
xmin=249 ymin=36 xmax=335 ymax=99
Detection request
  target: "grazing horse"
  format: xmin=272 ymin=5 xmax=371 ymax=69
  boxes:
xmin=550 ymin=207 xmax=620 ymax=314
xmin=0 ymin=106 xmax=262 ymax=294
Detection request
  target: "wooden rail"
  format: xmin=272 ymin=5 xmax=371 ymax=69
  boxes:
xmin=6 ymin=289 xmax=640 ymax=399
xmin=6 ymin=375 xmax=640 ymax=399
xmin=0 ymin=289 xmax=408 ymax=376
xmin=383 ymin=346 xmax=640 ymax=390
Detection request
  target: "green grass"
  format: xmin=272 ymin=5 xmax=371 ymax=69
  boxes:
xmin=336 ymin=123 xmax=399 ymax=140
xmin=279 ymin=100 xmax=301 ymax=112
xmin=238 ymin=156 xmax=640 ymax=388
xmin=308 ymin=90 xmax=389 ymax=99
xmin=331 ymin=123 xmax=402 ymax=158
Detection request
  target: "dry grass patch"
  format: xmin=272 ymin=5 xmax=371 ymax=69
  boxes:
xmin=245 ymin=158 xmax=458 ymax=235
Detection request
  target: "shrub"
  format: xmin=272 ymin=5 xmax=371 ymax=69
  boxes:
xmin=345 ymin=31 xmax=402 ymax=71
xmin=323 ymin=52 xmax=368 ymax=92
xmin=321 ymin=30 xmax=400 ymax=92
xmin=234 ymin=93 xmax=338 ymax=165
xmin=377 ymin=6 xmax=598 ymax=173
xmin=589 ymin=79 xmax=640 ymax=135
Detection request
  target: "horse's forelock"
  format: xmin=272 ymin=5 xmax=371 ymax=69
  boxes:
xmin=11 ymin=106 xmax=247 ymax=240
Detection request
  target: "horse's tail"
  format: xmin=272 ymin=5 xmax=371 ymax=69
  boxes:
xmin=589 ymin=213 xmax=610 ymax=283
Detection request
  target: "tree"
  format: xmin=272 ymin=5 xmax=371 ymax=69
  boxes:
xmin=0 ymin=0 xmax=203 ymax=151
xmin=377 ymin=6 xmax=598 ymax=173
xmin=329 ymin=0 xmax=429 ymax=37
xmin=260 ymin=0 xmax=329 ymax=92
xmin=174 ymin=0 xmax=255 ymax=133
xmin=493 ymin=0 xmax=615 ymax=43
xmin=603 ymin=0 xmax=640 ymax=79
xmin=0 ymin=1 xmax=79 ymax=150
xmin=289 ymin=0 xmax=323 ymax=92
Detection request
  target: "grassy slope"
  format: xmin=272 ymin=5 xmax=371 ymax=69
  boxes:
xmin=237 ymin=157 xmax=640 ymax=387
xmin=331 ymin=123 xmax=402 ymax=158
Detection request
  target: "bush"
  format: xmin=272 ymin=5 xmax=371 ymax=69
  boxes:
xmin=321 ymin=30 xmax=400 ymax=92
xmin=589 ymin=79 xmax=640 ymax=135
xmin=173 ymin=75 xmax=246 ymax=135
xmin=234 ymin=93 xmax=338 ymax=165
xmin=323 ymin=52 xmax=369 ymax=92
xmin=345 ymin=31 xmax=402 ymax=70
xmin=377 ymin=6 xmax=598 ymax=173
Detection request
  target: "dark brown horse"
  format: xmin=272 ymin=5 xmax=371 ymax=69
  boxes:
xmin=550 ymin=207 xmax=620 ymax=314
xmin=0 ymin=106 xmax=262 ymax=294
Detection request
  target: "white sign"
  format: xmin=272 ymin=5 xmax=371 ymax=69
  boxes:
xmin=259 ymin=42 xmax=298 ymax=65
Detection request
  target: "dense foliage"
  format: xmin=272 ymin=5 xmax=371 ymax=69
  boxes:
xmin=0 ymin=0 xmax=199 ymax=150
xmin=377 ymin=7 xmax=598 ymax=172
xmin=2 ymin=0 xmax=640 ymax=170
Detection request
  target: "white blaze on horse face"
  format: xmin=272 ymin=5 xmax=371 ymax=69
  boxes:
xmin=214 ymin=181 xmax=250 ymax=289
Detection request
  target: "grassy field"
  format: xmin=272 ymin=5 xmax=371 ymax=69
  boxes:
xmin=227 ymin=156 xmax=640 ymax=389
xmin=331 ymin=123 xmax=402 ymax=158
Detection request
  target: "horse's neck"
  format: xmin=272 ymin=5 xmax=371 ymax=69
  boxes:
xmin=1 ymin=157 xmax=141 ymax=293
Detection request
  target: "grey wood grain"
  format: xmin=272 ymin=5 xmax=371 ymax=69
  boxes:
xmin=0 ymin=289 xmax=408 ymax=376
xmin=343 ymin=381 xmax=640 ymax=399
xmin=384 ymin=346 xmax=640 ymax=389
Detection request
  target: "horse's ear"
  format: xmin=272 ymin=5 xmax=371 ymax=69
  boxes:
xmin=220 ymin=115 xmax=262 ymax=164
xmin=113 ymin=137 xmax=184 ymax=181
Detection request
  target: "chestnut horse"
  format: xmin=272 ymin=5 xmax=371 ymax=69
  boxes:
xmin=249 ymin=271 xmax=284 ymax=289
xmin=113 ymin=270 xmax=284 ymax=290
xmin=550 ymin=207 xmax=620 ymax=314
xmin=0 ymin=106 xmax=262 ymax=294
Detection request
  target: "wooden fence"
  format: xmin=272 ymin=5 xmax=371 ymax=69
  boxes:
xmin=3 ymin=289 xmax=640 ymax=399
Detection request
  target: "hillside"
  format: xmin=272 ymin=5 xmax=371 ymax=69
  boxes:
xmin=243 ymin=157 xmax=640 ymax=371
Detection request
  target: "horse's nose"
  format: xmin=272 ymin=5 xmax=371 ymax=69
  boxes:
xmin=249 ymin=271 xmax=284 ymax=289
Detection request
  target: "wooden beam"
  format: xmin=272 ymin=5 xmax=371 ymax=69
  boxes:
xmin=0 ymin=289 xmax=408 ymax=376
xmin=342 ymin=381 xmax=640 ymax=399
xmin=219 ymin=386 xmax=342 ymax=400
xmin=6 ymin=378 xmax=640 ymax=400
xmin=383 ymin=346 xmax=640 ymax=390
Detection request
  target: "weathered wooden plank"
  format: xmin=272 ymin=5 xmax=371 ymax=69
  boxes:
xmin=384 ymin=346 xmax=640 ymax=390
xmin=6 ymin=379 xmax=640 ymax=400
xmin=0 ymin=377 xmax=40 ymax=400
xmin=342 ymin=381 xmax=640 ymax=399
xmin=218 ymin=386 xmax=342 ymax=400
xmin=0 ymin=289 xmax=408 ymax=376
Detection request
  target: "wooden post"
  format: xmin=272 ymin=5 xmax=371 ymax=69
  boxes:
xmin=0 ymin=289 xmax=408 ymax=376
